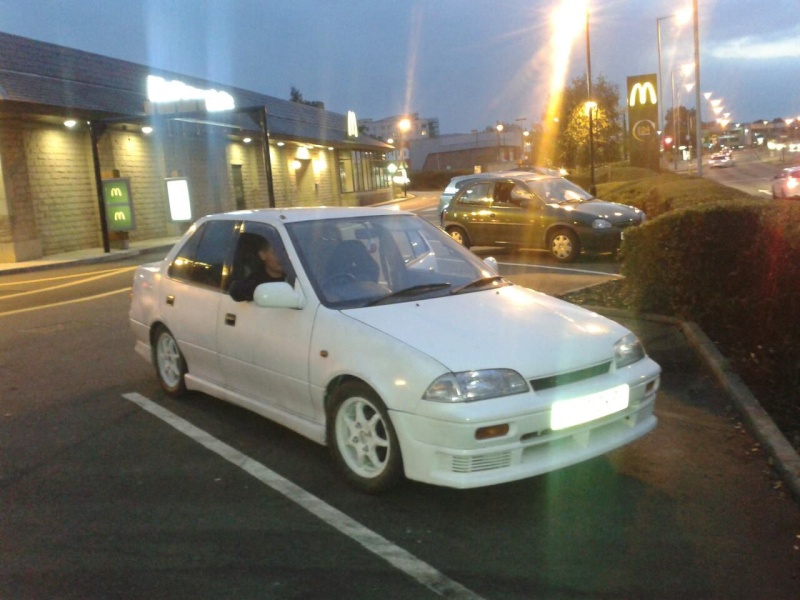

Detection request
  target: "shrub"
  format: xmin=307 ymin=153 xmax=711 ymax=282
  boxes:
xmin=621 ymin=198 xmax=800 ymax=383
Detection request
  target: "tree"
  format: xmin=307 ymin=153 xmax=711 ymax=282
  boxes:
xmin=553 ymin=75 xmax=622 ymax=169
xmin=289 ymin=86 xmax=325 ymax=109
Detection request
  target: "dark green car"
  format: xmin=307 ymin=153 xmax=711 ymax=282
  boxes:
xmin=440 ymin=171 xmax=646 ymax=262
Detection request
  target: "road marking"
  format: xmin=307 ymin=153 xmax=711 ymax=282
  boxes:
xmin=0 ymin=266 xmax=133 ymax=287
xmin=122 ymin=392 xmax=486 ymax=600
xmin=0 ymin=267 xmax=136 ymax=299
xmin=497 ymin=260 xmax=624 ymax=278
xmin=0 ymin=287 xmax=130 ymax=318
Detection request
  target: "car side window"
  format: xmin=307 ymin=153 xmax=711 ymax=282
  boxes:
xmin=458 ymin=182 xmax=493 ymax=206
xmin=168 ymin=220 xmax=237 ymax=289
xmin=230 ymin=222 xmax=296 ymax=287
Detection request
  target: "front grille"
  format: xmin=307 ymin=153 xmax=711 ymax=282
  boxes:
xmin=530 ymin=361 xmax=611 ymax=392
xmin=451 ymin=451 xmax=512 ymax=473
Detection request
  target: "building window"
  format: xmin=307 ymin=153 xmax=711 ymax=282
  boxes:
xmin=338 ymin=151 xmax=389 ymax=193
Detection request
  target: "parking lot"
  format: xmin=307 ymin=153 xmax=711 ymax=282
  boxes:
xmin=2 ymin=225 xmax=799 ymax=598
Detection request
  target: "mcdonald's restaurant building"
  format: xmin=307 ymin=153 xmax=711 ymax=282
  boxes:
xmin=0 ymin=31 xmax=393 ymax=263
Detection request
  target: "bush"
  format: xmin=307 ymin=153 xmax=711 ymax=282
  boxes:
xmin=621 ymin=198 xmax=800 ymax=385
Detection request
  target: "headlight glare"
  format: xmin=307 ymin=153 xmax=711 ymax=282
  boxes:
xmin=423 ymin=369 xmax=528 ymax=403
xmin=592 ymin=218 xmax=612 ymax=229
xmin=614 ymin=333 xmax=645 ymax=368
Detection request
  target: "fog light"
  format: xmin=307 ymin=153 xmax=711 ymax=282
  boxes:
xmin=475 ymin=424 xmax=509 ymax=440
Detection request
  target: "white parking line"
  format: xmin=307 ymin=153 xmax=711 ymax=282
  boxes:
xmin=122 ymin=392 xmax=486 ymax=600
xmin=0 ymin=266 xmax=136 ymax=299
xmin=496 ymin=260 xmax=623 ymax=278
xmin=0 ymin=287 xmax=130 ymax=318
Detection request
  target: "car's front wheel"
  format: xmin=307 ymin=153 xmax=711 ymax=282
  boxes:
xmin=446 ymin=226 xmax=471 ymax=248
xmin=153 ymin=325 xmax=187 ymax=397
xmin=328 ymin=382 xmax=403 ymax=493
xmin=549 ymin=228 xmax=580 ymax=262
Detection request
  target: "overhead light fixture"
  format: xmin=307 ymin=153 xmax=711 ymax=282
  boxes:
xmin=64 ymin=119 xmax=77 ymax=128
xmin=141 ymin=126 xmax=153 ymax=134
xmin=277 ymin=141 xmax=285 ymax=147
xmin=243 ymin=137 xmax=252 ymax=143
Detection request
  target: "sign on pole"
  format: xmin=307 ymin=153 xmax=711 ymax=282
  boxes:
xmin=626 ymin=74 xmax=660 ymax=170
xmin=102 ymin=178 xmax=136 ymax=232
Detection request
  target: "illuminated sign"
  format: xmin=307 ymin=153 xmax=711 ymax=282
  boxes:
xmin=147 ymin=75 xmax=235 ymax=112
xmin=166 ymin=178 xmax=193 ymax=222
xmin=628 ymin=82 xmax=658 ymax=107
xmin=102 ymin=178 xmax=136 ymax=232
xmin=347 ymin=110 xmax=359 ymax=138
xmin=632 ymin=119 xmax=657 ymax=141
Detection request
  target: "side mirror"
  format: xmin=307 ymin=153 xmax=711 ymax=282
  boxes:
xmin=253 ymin=281 xmax=305 ymax=309
xmin=483 ymin=256 xmax=499 ymax=272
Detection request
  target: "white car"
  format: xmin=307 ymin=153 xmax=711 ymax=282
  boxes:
xmin=708 ymin=153 xmax=735 ymax=168
xmin=130 ymin=207 xmax=660 ymax=492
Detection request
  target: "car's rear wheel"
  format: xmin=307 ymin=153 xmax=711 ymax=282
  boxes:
xmin=328 ymin=382 xmax=403 ymax=494
xmin=549 ymin=229 xmax=580 ymax=262
xmin=153 ymin=325 xmax=187 ymax=397
xmin=447 ymin=226 xmax=471 ymax=248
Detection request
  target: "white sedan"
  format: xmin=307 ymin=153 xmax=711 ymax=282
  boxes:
xmin=130 ymin=207 xmax=660 ymax=492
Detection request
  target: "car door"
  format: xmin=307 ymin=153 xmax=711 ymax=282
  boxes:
xmin=160 ymin=219 xmax=238 ymax=385
xmin=452 ymin=181 xmax=495 ymax=245
xmin=216 ymin=221 xmax=317 ymax=420
xmin=481 ymin=180 xmax=531 ymax=245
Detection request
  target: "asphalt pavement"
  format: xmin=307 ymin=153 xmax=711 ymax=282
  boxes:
xmin=3 ymin=234 xmax=799 ymax=503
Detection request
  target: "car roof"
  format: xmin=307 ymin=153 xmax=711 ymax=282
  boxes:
xmin=201 ymin=206 xmax=408 ymax=225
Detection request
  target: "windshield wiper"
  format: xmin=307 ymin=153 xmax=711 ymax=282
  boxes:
xmin=450 ymin=276 xmax=507 ymax=294
xmin=366 ymin=282 xmax=452 ymax=306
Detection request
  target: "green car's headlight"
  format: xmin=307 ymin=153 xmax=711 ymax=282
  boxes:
xmin=614 ymin=333 xmax=646 ymax=369
xmin=423 ymin=369 xmax=528 ymax=403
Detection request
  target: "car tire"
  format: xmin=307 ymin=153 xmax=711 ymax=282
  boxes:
xmin=327 ymin=381 xmax=403 ymax=494
xmin=153 ymin=325 xmax=187 ymax=397
xmin=549 ymin=229 xmax=580 ymax=262
xmin=446 ymin=226 xmax=471 ymax=248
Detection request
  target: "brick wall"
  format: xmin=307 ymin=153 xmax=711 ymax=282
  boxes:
xmin=25 ymin=123 xmax=101 ymax=255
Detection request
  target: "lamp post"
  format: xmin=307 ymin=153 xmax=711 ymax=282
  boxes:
xmin=692 ymin=0 xmax=702 ymax=176
xmin=656 ymin=7 xmax=691 ymax=167
xmin=585 ymin=10 xmax=596 ymax=196
xmin=397 ymin=117 xmax=411 ymax=196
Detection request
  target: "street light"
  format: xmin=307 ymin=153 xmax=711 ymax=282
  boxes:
xmin=692 ymin=0 xmax=702 ymax=176
xmin=397 ymin=117 xmax=411 ymax=197
xmin=656 ymin=7 xmax=691 ymax=165
xmin=585 ymin=9 xmax=596 ymax=196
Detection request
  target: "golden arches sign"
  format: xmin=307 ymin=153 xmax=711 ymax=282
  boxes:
xmin=628 ymin=82 xmax=657 ymax=107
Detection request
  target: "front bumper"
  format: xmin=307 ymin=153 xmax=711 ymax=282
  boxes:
xmin=392 ymin=357 xmax=660 ymax=489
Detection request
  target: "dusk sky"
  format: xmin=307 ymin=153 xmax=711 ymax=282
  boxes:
xmin=1 ymin=0 xmax=797 ymax=133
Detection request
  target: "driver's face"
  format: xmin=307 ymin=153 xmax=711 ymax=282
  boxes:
xmin=259 ymin=246 xmax=284 ymax=275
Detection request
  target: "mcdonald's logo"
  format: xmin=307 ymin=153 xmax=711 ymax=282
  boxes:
xmin=347 ymin=110 xmax=359 ymax=138
xmin=629 ymin=82 xmax=657 ymax=107
xmin=110 ymin=187 xmax=123 ymax=197
xmin=113 ymin=211 xmax=127 ymax=221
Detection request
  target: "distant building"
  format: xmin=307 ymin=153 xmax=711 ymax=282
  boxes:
xmin=358 ymin=113 xmax=439 ymax=142
xmin=409 ymin=130 xmax=525 ymax=173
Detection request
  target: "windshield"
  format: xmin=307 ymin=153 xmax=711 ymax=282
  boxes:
xmin=286 ymin=214 xmax=506 ymax=309
xmin=525 ymin=177 xmax=594 ymax=204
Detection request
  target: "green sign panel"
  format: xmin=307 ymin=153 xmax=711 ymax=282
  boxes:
xmin=102 ymin=178 xmax=136 ymax=232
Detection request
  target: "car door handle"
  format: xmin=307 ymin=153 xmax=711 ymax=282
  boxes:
xmin=165 ymin=295 xmax=175 ymax=306
xmin=225 ymin=313 xmax=236 ymax=326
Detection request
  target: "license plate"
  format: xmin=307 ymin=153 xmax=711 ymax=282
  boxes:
xmin=550 ymin=384 xmax=630 ymax=430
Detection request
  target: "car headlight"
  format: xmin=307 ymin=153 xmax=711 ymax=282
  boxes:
xmin=614 ymin=334 xmax=645 ymax=369
xmin=423 ymin=369 xmax=528 ymax=403
xmin=592 ymin=219 xmax=612 ymax=229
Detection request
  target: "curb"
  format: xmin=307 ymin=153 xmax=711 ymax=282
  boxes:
xmin=584 ymin=305 xmax=800 ymax=503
